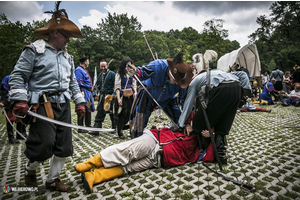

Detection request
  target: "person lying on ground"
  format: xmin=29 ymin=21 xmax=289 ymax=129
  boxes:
xmin=74 ymin=127 xmax=215 ymax=193
xmin=237 ymin=102 xmax=271 ymax=113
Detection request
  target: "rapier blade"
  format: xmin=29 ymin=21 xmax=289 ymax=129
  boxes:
xmin=27 ymin=110 xmax=114 ymax=132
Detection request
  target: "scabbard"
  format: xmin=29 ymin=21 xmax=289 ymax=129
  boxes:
xmin=43 ymin=94 xmax=54 ymax=119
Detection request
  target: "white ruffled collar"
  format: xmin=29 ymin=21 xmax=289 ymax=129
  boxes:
xmin=32 ymin=39 xmax=68 ymax=57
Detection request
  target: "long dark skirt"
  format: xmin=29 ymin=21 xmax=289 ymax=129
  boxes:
xmin=114 ymin=95 xmax=134 ymax=135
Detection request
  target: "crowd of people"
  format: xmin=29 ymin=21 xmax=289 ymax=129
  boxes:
xmin=258 ymin=66 xmax=300 ymax=106
xmin=1 ymin=1 xmax=299 ymax=194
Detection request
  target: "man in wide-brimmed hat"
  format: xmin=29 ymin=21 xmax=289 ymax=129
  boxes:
xmin=9 ymin=2 xmax=85 ymax=192
xmin=126 ymin=52 xmax=193 ymax=138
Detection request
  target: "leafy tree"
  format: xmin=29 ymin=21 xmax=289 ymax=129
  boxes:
xmin=96 ymin=12 xmax=142 ymax=71
xmin=200 ymin=18 xmax=239 ymax=68
xmin=0 ymin=10 xmax=243 ymax=80
xmin=0 ymin=14 xmax=46 ymax=80
xmin=250 ymin=1 xmax=300 ymax=72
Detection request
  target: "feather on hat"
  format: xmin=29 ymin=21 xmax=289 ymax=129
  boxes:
xmin=34 ymin=1 xmax=83 ymax=39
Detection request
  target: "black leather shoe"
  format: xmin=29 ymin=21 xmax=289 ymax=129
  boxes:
xmin=78 ymin=129 xmax=88 ymax=133
xmin=119 ymin=135 xmax=125 ymax=139
xmin=88 ymin=131 xmax=99 ymax=136
xmin=118 ymin=131 xmax=125 ymax=139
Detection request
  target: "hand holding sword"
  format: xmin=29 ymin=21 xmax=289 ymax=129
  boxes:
xmin=12 ymin=102 xmax=114 ymax=132
xmin=13 ymin=101 xmax=29 ymax=116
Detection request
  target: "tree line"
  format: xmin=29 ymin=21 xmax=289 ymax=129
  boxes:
xmin=0 ymin=1 xmax=299 ymax=81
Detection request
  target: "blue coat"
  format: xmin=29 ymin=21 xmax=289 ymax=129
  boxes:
xmin=74 ymin=66 xmax=95 ymax=111
xmin=132 ymin=59 xmax=185 ymax=138
xmin=260 ymin=82 xmax=275 ymax=104
xmin=138 ymin=59 xmax=183 ymax=107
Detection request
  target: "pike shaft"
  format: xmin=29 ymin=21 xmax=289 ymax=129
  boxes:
xmin=143 ymin=34 xmax=156 ymax=61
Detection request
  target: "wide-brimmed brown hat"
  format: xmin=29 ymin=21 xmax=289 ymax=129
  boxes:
xmin=34 ymin=1 xmax=83 ymax=40
xmin=167 ymin=52 xmax=193 ymax=88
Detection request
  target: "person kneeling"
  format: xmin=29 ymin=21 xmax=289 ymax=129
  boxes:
xmin=74 ymin=127 xmax=214 ymax=193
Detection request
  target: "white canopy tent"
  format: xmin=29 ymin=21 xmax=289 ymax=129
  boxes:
xmin=217 ymin=44 xmax=261 ymax=77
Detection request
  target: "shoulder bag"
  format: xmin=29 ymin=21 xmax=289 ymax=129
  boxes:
xmin=122 ymin=78 xmax=133 ymax=97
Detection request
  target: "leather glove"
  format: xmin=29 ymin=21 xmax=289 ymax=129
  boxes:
xmin=169 ymin=123 xmax=184 ymax=133
xmin=76 ymin=104 xmax=85 ymax=120
xmin=13 ymin=101 xmax=29 ymax=116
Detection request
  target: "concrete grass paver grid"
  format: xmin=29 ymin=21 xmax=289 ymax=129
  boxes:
xmin=0 ymin=104 xmax=299 ymax=199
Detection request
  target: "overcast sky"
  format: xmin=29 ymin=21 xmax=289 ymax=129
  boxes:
xmin=0 ymin=1 xmax=274 ymax=47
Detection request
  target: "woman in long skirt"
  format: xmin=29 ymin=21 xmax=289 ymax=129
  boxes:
xmin=114 ymin=58 xmax=137 ymax=139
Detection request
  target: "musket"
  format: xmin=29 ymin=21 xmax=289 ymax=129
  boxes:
xmin=197 ymin=93 xmax=223 ymax=171
xmin=203 ymin=163 xmax=256 ymax=192
xmin=284 ymin=126 xmax=300 ymax=128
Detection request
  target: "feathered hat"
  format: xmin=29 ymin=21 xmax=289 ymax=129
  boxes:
xmin=34 ymin=1 xmax=83 ymax=39
xmin=167 ymin=52 xmax=193 ymax=88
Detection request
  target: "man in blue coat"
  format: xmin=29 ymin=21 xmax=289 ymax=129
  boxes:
xmin=127 ymin=52 xmax=193 ymax=138
xmin=75 ymin=56 xmax=95 ymax=133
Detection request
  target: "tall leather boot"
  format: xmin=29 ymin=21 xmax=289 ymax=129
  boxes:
xmin=16 ymin=123 xmax=27 ymax=140
xmin=89 ymin=122 xmax=102 ymax=136
xmin=74 ymin=154 xmax=103 ymax=173
xmin=215 ymin=134 xmax=227 ymax=165
xmin=218 ymin=145 xmax=228 ymax=164
xmin=78 ymin=116 xmax=88 ymax=133
xmin=82 ymin=166 xmax=123 ymax=193
xmin=7 ymin=122 xmax=19 ymax=144
xmin=110 ymin=114 xmax=116 ymax=134
xmin=85 ymin=112 xmax=92 ymax=127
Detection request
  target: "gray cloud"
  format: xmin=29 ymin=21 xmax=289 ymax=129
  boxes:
xmin=0 ymin=1 xmax=46 ymax=23
xmin=172 ymin=1 xmax=274 ymax=15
